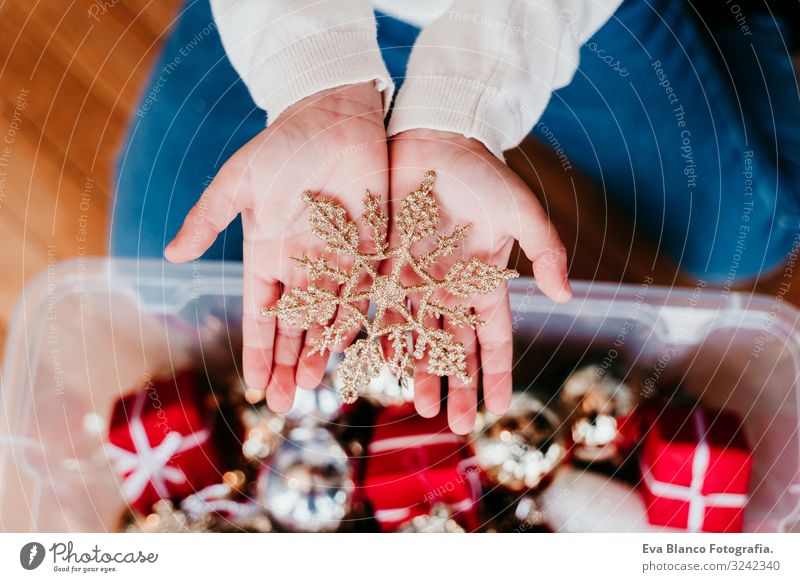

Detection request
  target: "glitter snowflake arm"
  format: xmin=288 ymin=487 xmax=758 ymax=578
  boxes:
xmin=292 ymin=254 xmax=350 ymax=284
xmin=336 ymin=339 xmax=383 ymax=403
xmin=415 ymin=328 xmax=469 ymax=382
xmin=442 ymin=257 xmax=519 ymax=297
xmin=361 ymin=191 xmax=389 ymax=257
xmin=310 ymin=311 xmax=363 ymax=356
xmin=416 ymin=224 xmax=470 ymax=270
xmin=261 ymin=285 xmax=339 ymax=328
xmin=395 ymin=170 xmax=440 ymax=245
xmin=303 ymin=191 xmax=361 ymax=257
xmin=386 ymin=329 xmax=414 ymax=385
xmin=426 ymin=302 xmax=484 ymax=329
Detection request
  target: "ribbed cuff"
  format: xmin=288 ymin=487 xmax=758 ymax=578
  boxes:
xmin=249 ymin=30 xmax=394 ymax=123
xmin=387 ymin=76 xmax=524 ymax=160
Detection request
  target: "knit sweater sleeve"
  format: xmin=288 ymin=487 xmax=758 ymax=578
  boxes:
xmin=387 ymin=0 xmax=623 ymax=159
xmin=210 ymin=0 xmax=394 ymax=122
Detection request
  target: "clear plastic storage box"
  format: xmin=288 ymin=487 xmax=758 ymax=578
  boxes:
xmin=1 ymin=258 xmax=799 ymax=532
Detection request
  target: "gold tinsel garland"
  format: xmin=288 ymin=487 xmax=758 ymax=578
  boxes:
xmin=261 ymin=171 xmax=518 ymax=403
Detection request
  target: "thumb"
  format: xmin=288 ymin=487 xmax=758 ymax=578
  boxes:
xmin=164 ymin=158 xmax=245 ymax=263
xmin=513 ymin=187 xmax=572 ymax=303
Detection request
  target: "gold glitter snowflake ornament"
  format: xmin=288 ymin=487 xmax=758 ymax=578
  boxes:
xmin=261 ymin=171 xmax=518 ymax=403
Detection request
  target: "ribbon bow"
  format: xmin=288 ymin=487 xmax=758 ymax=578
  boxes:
xmin=105 ymin=388 xmax=209 ymax=503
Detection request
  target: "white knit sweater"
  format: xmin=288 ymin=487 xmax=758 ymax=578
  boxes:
xmin=210 ymin=0 xmax=622 ymax=158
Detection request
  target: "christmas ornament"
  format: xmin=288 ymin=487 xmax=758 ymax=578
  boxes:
xmin=332 ymin=362 xmax=415 ymax=407
xmin=361 ymin=403 xmax=480 ymax=532
xmin=398 ymin=503 xmax=466 ymax=533
xmin=513 ymin=495 xmax=547 ymax=527
xmin=181 ymin=482 xmax=272 ymax=532
xmin=123 ymin=495 xmax=272 ymax=533
xmin=258 ymin=427 xmax=354 ymax=532
xmin=639 ymin=404 xmax=751 ymax=532
xmin=122 ymin=499 xmax=202 ymax=533
xmin=560 ymin=364 xmax=640 ymax=464
xmin=105 ymin=371 xmax=228 ymax=513
xmin=241 ymin=405 xmax=286 ymax=461
xmin=284 ymin=380 xmax=342 ymax=425
xmin=261 ymin=171 xmax=518 ymax=403
xmin=537 ymin=466 xmax=667 ymax=533
xmin=471 ymin=392 xmax=567 ymax=491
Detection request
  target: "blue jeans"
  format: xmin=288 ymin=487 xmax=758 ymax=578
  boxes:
xmin=110 ymin=0 xmax=800 ymax=283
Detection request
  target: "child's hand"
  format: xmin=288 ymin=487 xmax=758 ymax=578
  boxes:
xmin=388 ymin=129 xmax=572 ymax=434
xmin=165 ymin=82 xmax=388 ymax=412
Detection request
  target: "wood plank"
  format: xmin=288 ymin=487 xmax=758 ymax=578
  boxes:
xmin=0 ymin=0 xmax=181 ymax=359
xmin=0 ymin=99 xmax=108 ymax=257
xmin=0 ymin=207 xmax=50 ymax=350
xmin=0 ymin=0 xmax=174 ymax=195
xmin=0 ymin=16 xmax=123 ymax=185
xmin=508 ymin=138 xmax=687 ymax=286
xmin=12 ymin=0 xmax=156 ymax=114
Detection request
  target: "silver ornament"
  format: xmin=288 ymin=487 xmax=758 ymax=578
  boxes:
xmin=284 ymin=378 xmax=342 ymax=426
xmin=257 ymin=427 xmax=353 ymax=532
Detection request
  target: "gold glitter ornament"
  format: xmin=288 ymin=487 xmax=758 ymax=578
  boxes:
xmin=471 ymin=393 xmax=567 ymax=492
xmin=398 ymin=503 xmax=466 ymax=533
xmin=261 ymin=171 xmax=518 ymax=403
xmin=560 ymin=364 xmax=640 ymax=464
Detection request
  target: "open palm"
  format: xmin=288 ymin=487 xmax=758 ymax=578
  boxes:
xmin=388 ymin=129 xmax=572 ymax=433
xmin=165 ymin=83 xmax=388 ymax=412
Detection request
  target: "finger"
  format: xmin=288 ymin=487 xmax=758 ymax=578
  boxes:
xmin=164 ymin=162 xmax=242 ymax=263
xmin=266 ymin=316 xmax=304 ymax=413
xmin=296 ymin=276 xmax=338 ymax=389
xmin=512 ymin=185 xmax=572 ymax=303
xmin=445 ymin=316 xmax=480 ymax=435
xmin=242 ymin=280 xmax=279 ymax=392
xmin=530 ymin=246 xmax=572 ymax=304
xmin=242 ymin=260 xmax=280 ymax=395
xmin=474 ymin=284 xmax=514 ymax=415
xmin=296 ymin=325 xmax=329 ymax=389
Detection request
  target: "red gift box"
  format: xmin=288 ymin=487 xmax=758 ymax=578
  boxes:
xmin=105 ymin=370 xmax=225 ymax=513
xmin=361 ymin=404 xmax=481 ymax=532
xmin=639 ymin=404 xmax=751 ymax=532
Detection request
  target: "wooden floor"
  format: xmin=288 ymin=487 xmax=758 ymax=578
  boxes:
xmin=0 ymin=0 xmax=183 ymax=356
xmin=0 ymin=0 xmax=795 ymax=359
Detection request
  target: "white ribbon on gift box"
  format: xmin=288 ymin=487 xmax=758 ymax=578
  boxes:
xmin=374 ymin=496 xmax=474 ymax=524
xmin=367 ymin=432 xmax=463 ymax=454
xmin=640 ymin=410 xmax=748 ymax=532
xmin=182 ymin=483 xmax=264 ymax=523
xmin=104 ymin=387 xmax=210 ymax=503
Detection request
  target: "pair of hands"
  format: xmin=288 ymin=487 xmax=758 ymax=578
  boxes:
xmin=165 ymin=82 xmax=571 ymax=434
